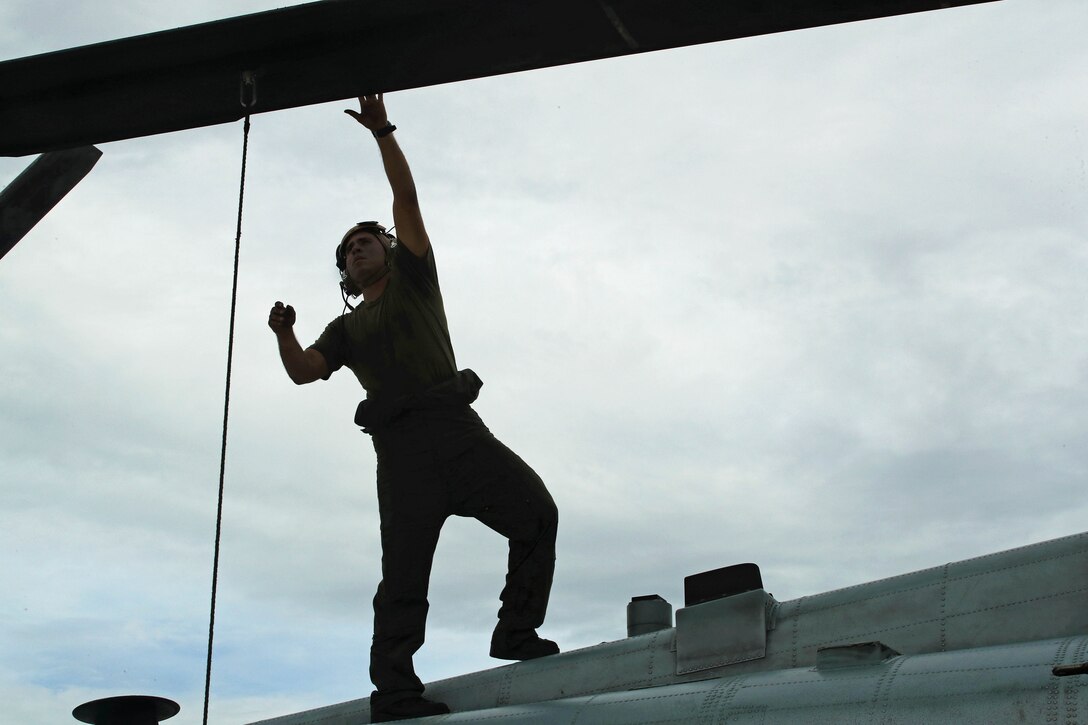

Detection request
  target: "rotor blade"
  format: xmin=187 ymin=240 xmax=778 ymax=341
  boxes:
xmin=0 ymin=146 xmax=103 ymax=261
xmin=0 ymin=0 xmax=1001 ymax=157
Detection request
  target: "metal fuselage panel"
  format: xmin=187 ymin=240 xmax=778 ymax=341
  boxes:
xmin=249 ymin=530 xmax=1088 ymax=723
xmin=253 ymin=635 xmax=1088 ymax=724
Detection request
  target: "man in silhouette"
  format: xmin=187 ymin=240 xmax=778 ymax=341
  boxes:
xmin=268 ymin=95 xmax=559 ymax=723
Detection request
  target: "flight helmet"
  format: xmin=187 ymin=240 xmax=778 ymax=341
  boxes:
xmin=335 ymin=221 xmax=397 ymax=298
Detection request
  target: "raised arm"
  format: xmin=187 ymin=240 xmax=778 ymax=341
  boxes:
xmin=344 ymin=94 xmax=430 ymax=257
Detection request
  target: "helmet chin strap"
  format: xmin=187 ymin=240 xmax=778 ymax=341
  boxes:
xmin=341 ymin=267 xmax=388 ymax=313
xmin=357 ymin=263 xmax=391 ymax=291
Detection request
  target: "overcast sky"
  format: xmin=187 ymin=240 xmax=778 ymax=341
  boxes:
xmin=2 ymin=1 xmax=1087 ymax=723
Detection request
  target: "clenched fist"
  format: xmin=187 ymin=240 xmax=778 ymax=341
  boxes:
xmin=268 ymin=301 xmax=297 ymax=334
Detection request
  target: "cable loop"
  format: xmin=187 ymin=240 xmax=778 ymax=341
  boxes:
xmin=240 ymin=70 xmax=257 ymax=109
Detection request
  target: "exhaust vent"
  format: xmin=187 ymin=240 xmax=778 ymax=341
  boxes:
xmin=626 ymin=594 xmax=673 ymax=637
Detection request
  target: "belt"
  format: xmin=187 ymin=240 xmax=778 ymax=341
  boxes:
xmin=354 ymin=368 xmax=483 ymax=434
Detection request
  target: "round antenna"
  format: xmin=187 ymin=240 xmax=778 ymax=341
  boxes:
xmin=73 ymin=695 xmax=180 ymax=724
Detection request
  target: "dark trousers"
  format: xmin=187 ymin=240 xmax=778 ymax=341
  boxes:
xmin=368 ymin=408 xmax=557 ymax=706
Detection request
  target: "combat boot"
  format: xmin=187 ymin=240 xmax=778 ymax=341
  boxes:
xmin=490 ymin=625 xmax=559 ymax=661
xmin=370 ymin=695 xmax=449 ymax=722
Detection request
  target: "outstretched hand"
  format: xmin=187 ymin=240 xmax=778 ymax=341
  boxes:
xmin=344 ymin=94 xmax=388 ymax=131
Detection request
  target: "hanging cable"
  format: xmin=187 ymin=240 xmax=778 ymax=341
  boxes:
xmin=203 ymin=70 xmax=257 ymax=725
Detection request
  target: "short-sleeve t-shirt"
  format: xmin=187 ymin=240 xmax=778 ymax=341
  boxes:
xmin=310 ymin=243 xmax=458 ymax=399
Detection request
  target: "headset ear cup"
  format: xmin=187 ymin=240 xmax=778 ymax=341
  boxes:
xmin=336 ymin=240 xmax=358 ymax=297
xmin=340 ymin=270 xmax=361 ymax=298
